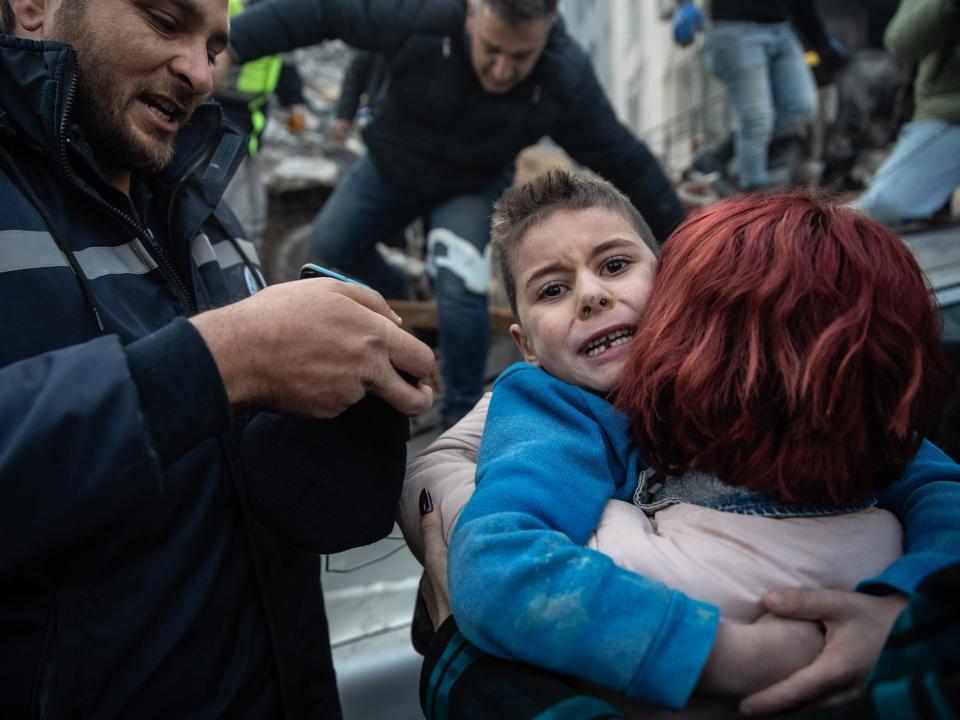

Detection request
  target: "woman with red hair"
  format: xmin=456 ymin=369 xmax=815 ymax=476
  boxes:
xmin=620 ymin=190 xmax=954 ymax=507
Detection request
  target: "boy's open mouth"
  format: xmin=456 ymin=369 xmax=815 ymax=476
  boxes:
xmin=580 ymin=326 xmax=636 ymax=358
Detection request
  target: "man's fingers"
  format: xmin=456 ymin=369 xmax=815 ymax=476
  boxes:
xmin=387 ymin=324 xmax=436 ymax=381
xmin=368 ymin=325 xmax=436 ymax=415
xmin=373 ymin=371 xmax=434 ymax=416
xmin=309 ymin=278 xmax=403 ymax=325
xmin=764 ymin=588 xmax=846 ymax=621
xmin=739 ymin=654 xmax=852 ymax=716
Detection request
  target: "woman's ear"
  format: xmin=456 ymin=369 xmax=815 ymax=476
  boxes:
xmin=509 ymin=323 xmax=539 ymax=367
xmin=9 ymin=0 xmax=49 ymax=35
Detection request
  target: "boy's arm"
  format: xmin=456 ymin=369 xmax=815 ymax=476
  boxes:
xmin=860 ymin=440 xmax=960 ymax=594
xmin=448 ymin=367 xmax=718 ymax=710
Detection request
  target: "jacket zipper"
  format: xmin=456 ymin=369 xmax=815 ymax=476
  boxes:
xmin=58 ymin=72 xmax=198 ymax=315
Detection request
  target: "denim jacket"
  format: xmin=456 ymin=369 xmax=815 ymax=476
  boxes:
xmin=633 ymin=468 xmax=876 ymax=518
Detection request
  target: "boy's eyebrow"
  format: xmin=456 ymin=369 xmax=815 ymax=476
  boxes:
xmin=523 ymin=260 xmax=567 ymax=292
xmin=588 ymin=237 xmax=640 ymax=259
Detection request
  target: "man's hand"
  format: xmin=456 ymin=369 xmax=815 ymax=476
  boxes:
xmin=738 ymin=589 xmax=908 ymax=716
xmin=698 ymin=614 xmax=823 ymax=699
xmin=191 ymin=278 xmax=435 ymax=417
xmin=329 ymin=118 xmax=352 ymax=147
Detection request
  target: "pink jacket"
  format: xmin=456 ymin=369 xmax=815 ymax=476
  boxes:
xmin=399 ymin=394 xmax=902 ymax=622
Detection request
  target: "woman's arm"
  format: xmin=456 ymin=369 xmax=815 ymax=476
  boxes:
xmin=398 ymin=393 xmax=490 ymax=562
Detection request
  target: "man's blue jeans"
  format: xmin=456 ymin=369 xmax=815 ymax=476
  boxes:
xmin=707 ymin=21 xmax=818 ymax=189
xmin=308 ymin=155 xmax=513 ymax=425
xmin=855 ymin=120 xmax=960 ymax=227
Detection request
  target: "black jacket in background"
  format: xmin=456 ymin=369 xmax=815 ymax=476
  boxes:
xmin=230 ymin=0 xmax=685 ymax=242
xmin=711 ymin=0 xmax=830 ymax=49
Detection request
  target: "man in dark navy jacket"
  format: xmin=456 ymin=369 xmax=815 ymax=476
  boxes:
xmin=0 ymin=0 xmax=433 ymax=716
xmin=229 ymin=0 xmax=687 ymax=428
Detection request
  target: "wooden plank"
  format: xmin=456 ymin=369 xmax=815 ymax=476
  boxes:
xmin=387 ymin=299 xmax=514 ymax=334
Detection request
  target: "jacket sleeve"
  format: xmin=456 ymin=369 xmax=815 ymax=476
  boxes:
xmin=399 ymin=393 xmax=489 ymax=562
xmin=0 ymin=319 xmax=231 ymax=576
xmin=548 ymin=63 xmax=686 ymax=243
xmin=229 ymin=0 xmax=418 ymax=63
xmin=789 ymin=1 xmax=830 ymax=50
xmin=335 ymin=50 xmax=375 ymax=121
xmin=448 ymin=370 xmax=717 ymax=710
xmin=884 ymin=0 xmax=960 ymax=63
xmin=859 ymin=440 xmax=960 ymax=594
xmin=240 ymin=394 xmax=410 ymax=553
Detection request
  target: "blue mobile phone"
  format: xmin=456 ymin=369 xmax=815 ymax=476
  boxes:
xmin=298 ymin=263 xmax=372 ymax=288
xmin=298 ymin=263 xmax=421 ymax=387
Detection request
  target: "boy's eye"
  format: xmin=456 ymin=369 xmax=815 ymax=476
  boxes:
xmin=603 ymin=257 xmax=630 ymax=274
xmin=537 ymin=283 xmax=566 ymax=300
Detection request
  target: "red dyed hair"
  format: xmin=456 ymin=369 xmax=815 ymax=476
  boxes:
xmin=617 ymin=191 xmax=954 ymax=505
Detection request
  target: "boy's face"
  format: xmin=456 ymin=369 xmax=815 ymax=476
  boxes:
xmin=510 ymin=207 xmax=657 ymax=394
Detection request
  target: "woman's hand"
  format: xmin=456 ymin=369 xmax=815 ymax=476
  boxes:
xmin=739 ymin=588 xmax=908 ymax=715
xmin=419 ymin=489 xmax=452 ymax=630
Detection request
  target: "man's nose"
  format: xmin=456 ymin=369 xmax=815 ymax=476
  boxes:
xmin=490 ymin=56 xmax=513 ymax=83
xmin=170 ymin=43 xmax=215 ymax=98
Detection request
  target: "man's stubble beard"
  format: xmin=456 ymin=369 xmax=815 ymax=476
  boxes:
xmin=56 ymin=2 xmax=175 ymax=173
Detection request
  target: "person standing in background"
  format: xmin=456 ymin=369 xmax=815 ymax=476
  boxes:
xmin=855 ymin=0 xmax=960 ymax=227
xmin=227 ymin=0 xmax=687 ymax=428
xmin=704 ymin=0 xmax=833 ymax=189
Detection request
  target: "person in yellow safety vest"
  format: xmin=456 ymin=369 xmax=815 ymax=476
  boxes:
xmin=218 ymin=0 xmax=306 ymax=251
xmin=223 ymin=0 xmax=283 ymax=156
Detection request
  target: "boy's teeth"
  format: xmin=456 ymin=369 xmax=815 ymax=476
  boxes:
xmin=584 ymin=329 xmax=634 ymax=357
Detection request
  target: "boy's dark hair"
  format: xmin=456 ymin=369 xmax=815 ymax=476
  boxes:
xmin=491 ymin=168 xmax=658 ymax=317
xmin=483 ymin=0 xmax=558 ymax=24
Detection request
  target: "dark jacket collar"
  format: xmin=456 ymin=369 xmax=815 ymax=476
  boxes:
xmin=0 ymin=34 xmax=75 ymax=160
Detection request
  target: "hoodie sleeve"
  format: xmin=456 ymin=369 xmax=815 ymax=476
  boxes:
xmin=860 ymin=439 xmax=960 ymax=594
xmin=448 ymin=367 xmax=718 ymax=710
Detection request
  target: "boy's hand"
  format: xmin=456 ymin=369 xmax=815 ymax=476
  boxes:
xmin=698 ymin=614 xmax=823 ymax=699
xmin=738 ymin=589 xmax=907 ymax=715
